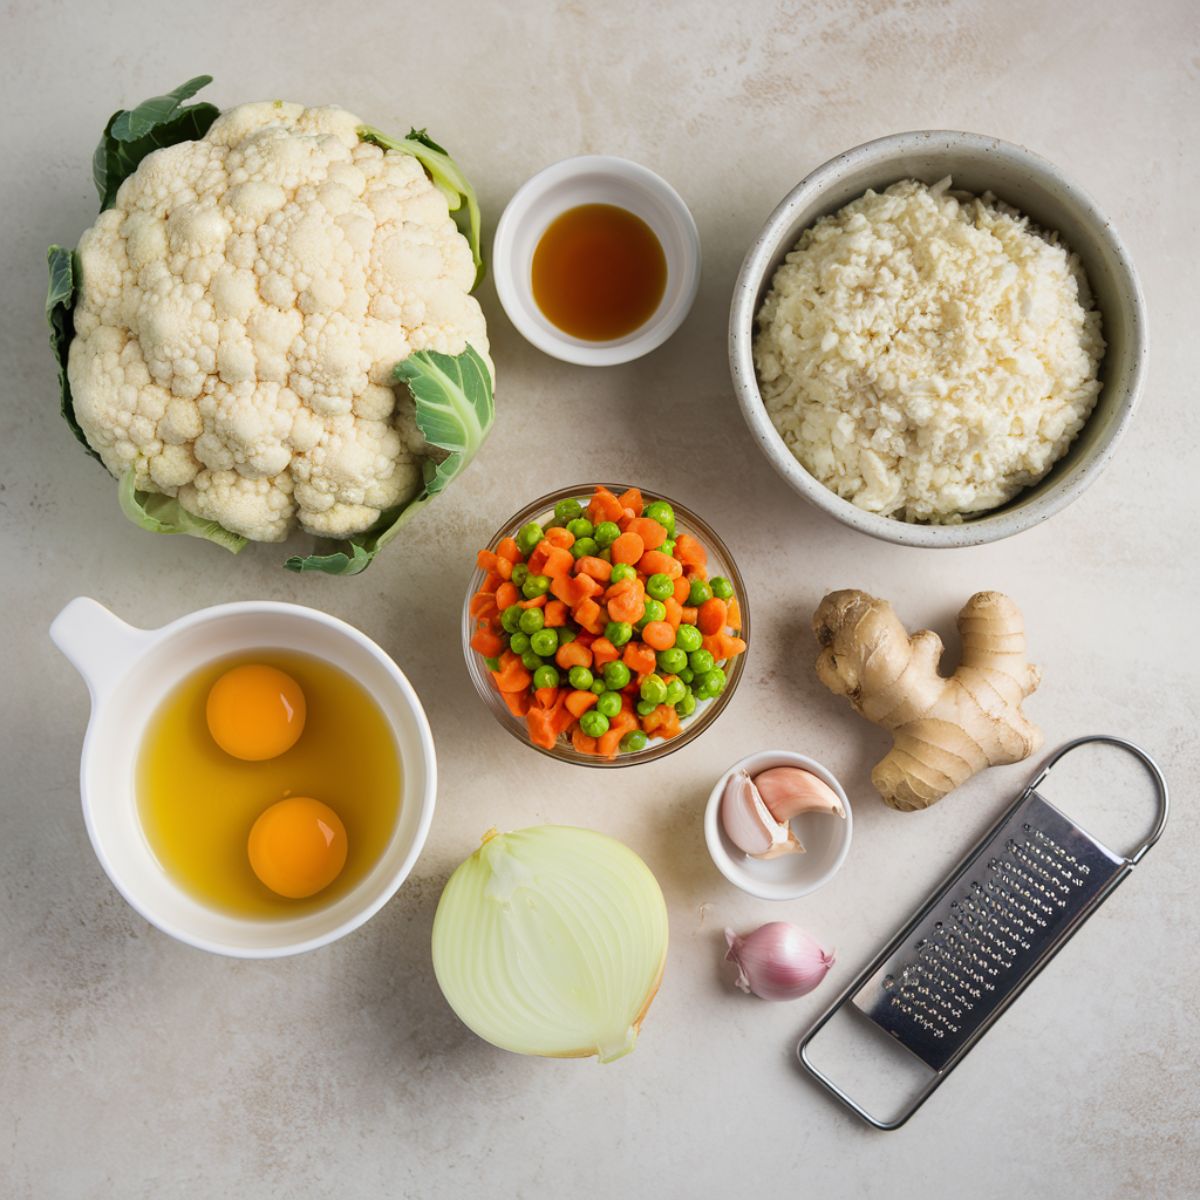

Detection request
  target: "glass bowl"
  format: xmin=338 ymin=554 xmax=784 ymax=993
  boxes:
xmin=462 ymin=484 xmax=750 ymax=767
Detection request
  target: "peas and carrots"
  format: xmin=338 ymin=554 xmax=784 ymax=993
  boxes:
xmin=468 ymin=485 xmax=747 ymax=758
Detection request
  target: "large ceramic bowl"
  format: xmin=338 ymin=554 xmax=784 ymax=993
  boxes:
xmin=462 ymin=485 xmax=749 ymax=767
xmin=729 ymin=130 xmax=1147 ymax=547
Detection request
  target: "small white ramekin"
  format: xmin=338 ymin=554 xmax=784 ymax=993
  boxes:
xmin=50 ymin=597 xmax=436 ymax=958
xmin=705 ymin=750 xmax=853 ymax=901
xmin=493 ymin=155 xmax=701 ymax=366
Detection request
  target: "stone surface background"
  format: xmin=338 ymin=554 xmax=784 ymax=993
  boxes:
xmin=1 ymin=1 xmax=1196 ymax=1195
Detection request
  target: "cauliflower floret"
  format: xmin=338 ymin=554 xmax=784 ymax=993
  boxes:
xmin=68 ymin=101 xmax=490 ymax=542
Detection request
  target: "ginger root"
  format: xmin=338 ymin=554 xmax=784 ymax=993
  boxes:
xmin=812 ymin=590 xmax=1042 ymax=811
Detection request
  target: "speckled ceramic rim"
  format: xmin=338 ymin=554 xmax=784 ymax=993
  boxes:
xmin=729 ymin=130 xmax=1148 ymax=547
xmin=462 ymin=485 xmax=748 ymax=767
xmin=704 ymin=750 xmax=853 ymax=901
xmin=493 ymin=155 xmax=701 ymax=366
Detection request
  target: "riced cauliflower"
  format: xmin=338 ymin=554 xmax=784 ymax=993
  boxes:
xmin=753 ymin=178 xmax=1104 ymax=522
xmin=66 ymin=100 xmax=491 ymax=543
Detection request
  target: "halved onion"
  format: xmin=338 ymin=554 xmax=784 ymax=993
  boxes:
xmin=432 ymin=825 xmax=669 ymax=1062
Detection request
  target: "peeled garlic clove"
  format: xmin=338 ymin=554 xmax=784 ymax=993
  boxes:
xmin=753 ymin=766 xmax=846 ymax=822
xmin=720 ymin=770 xmax=804 ymax=859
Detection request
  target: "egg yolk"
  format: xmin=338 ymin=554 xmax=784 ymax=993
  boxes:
xmin=206 ymin=664 xmax=306 ymax=761
xmin=247 ymin=797 xmax=348 ymax=899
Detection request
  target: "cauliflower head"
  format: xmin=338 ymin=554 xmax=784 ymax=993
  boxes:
xmin=66 ymin=99 xmax=491 ymax=545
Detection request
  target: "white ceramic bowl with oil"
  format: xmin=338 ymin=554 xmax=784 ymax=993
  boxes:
xmin=705 ymin=750 xmax=853 ymax=901
xmin=493 ymin=154 xmax=701 ymax=366
xmin=50 ymin=597 xmax=436 ymax=958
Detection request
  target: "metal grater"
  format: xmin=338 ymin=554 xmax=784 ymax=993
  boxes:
xmin=798 ymin=736 xmax=1169 ymax=1129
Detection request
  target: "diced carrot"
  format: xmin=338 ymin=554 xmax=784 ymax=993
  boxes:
xmin=641 ymin=621 xmax=675 ymax=651
xmin=640 ymin=550 xmax=682 ymax=580
xmin=492 ymin=659 xmax=532 ymax=693
xmin=604 ymin=576 xmax=637 ymax=601
xmin=573 ymin=596 xmax=605 ymax=634
xmin=545 ymin=526 xmax=575 ymax=550
xmin=572 ymin=573 xmax=603 ymax=601
xmin=702 ymin=632 xmax=748 ymax=661
xmin=663 ymin=596 xmax=682 ymax=628
xmin=534 ymin=685 xmax=559 ymax=709
xmin=526 ymin=708 xmax=558 ymax=750
xmin=480 ymin=569 xmax=502 ymax=594
xmin=674 ymin=533 xmax=707 ymax=569
xmin=698 ymin=597 xmax=728 ymax=635
xmin=502 ymin=690 xmax=531 ymax=717
xmin=606 ymin=587 xmax=645 ymax=625
xmin=598 ymin=711 xmax=637 ymax=758
xmin=550 ymin=575 xmax=575 ymax=605
xmin=681 ymin=605 xmax=698 ymax=626
xmin=555 ymin=640 xmax=593 ymax=670
xmin=727 ymin=597 xmax=742 ymax=629
xmin=624 ymin=516 xmax=666 ymax=550
xmin=575 ymin=555 xmax=613 ymax=583
xmin=671 ymin=576 xmax=691 ymax=604
xmin=565 ymin=690 xmax=598 ymax=719
xmin=496 ymin=581 xmax=520 ymax=610
xmin=544 ymin=600 xmax=568 ymax=627
xmin=469 ymin=591 xmax=499 ymax=620
xmin=642 ymin=705 xmax=682 ymax=739
xmin=542 ymin=547 xmax=575 ymax=579
xmin=495 ymin=557 xmax=513 ymax=581
xmin=571 ymin=726 xmax=599 ymax=755
xmin=618 ymin=487 xmax=644 ymax=517
xmin=470 ymin=626 xmax=503 ymax=657
xmin=476 ymin=548 xmax=499 ymax=572
xmin=587 ymin=485 xmax=626 ymax=524
xmin=527 ymin=541 xmax=551 ymax=575
xmin=610 ymin=531 xmax=645 ymax=565
xmin=622 ymin=641 xmax=656 ymax=676
xmin=549 ymin=697 xmax=577 ymax=736
xmin=496 ymin=536 xmax=522 ymax=563
xmin=686 ymin=565 xmax=708 ymax=582
xmin=591 ymin=637 xmax=619 ymax=667
xmin=519 ymin=594 xmax=547 ymax=609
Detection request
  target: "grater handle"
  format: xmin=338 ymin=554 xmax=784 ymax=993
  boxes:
xmin=1025 ymin=735 xmax=1169 ymax=863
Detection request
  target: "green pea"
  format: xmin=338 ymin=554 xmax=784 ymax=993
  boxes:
xmin=557 ymin=628 xmax=577 ymax=645
xmin=605 ymin=621 xmax=633 ymax=647
xmin=521 ymin=650 xmax=544 ymax=671
xmin=579 ymin=710 xmax=610 ymax=737
xmin=640 ymin=673 xmax=668 ymax=705
xmin=483 ymin=655 xmax=501 ymax=672
xmin=590 ymin=680 xmax=607 ymax=695
xmin=657 ymin=647 xmax=688 ymax=675
xmin=603 ymin=661 xmax=631 ymax=690
xmin=571 ymin=537 xmax=599 ymax=560
xmin=594 ymin=521 xmax=621 ymax=549
xmin=704 ymin=667 xmax=728 ymax=694
xmin=688 ymin=578 xmax=713 ymax=606
xmin=636 ymin=698 xmax=659 ymax=717
xmin=688 ymin=648 xmax=714 ymax=675
xmin=518 ymin=608 xmax=545 ymax=635
xmin=533 ymin=665 xmax=560 ymax=689
xmin=568 ymin=666 xmax=593 ymax=690
xmin=664 ymin=678 xmax=686 ymax=706
xmin=646 ymin=572 xmax=674 ymax=601
xmin=508 ymin=631 xmax=531 ymax=655
xmin=675 ymin=691 xmax=697 ymax=717
xmin=530 ymin=629 xmax=558 ymax=657
xmin=674 ymin=624 xmax=702 ymax=652
xmin=637 ymin=599 xmax=666 ymax=628
xmin=710 ymin=576 xmax=734 ymax=600
xmin=643 ymin=500 xmax=675 ymax=532
xmin=659 ymin=538 xmax=676 ymax=556
xmin=610 ymin=562 xmax=637 ymax=583
xmin=516 ymin=521 xmax=545 ymax=554
xmin=678 ymin=667 xmax=694 ymax=684
xmin=619 ymin=730 xmax=649 ymax=753
xmin=554 ymin=498 xmax=583 ymax=522
xmin=596 ymin=691 xmax=622 ymax=718
xmin=522 ymin=573 xmax=550 ymax=599
xmin=566 ymin=517 xmax=594 ymax=540
xmin=599 ymin=547 xmax=611 ymax=562
xmin=510 ymin=562 xmax=530 ymax=588
xmin=500 ymin=604 xmax=524 ymax=634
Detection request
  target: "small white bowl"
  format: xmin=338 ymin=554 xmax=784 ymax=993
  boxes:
xmin=50 ymin=597 xmax=436 ymax=958
xmin=493 ymin=155 xmax=701 ymax=366
xmin=705 ymin=750 xmax=853 ymax=901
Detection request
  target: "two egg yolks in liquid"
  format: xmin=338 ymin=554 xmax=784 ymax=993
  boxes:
xmin=138 ymin=652 xmax=400 ymax=917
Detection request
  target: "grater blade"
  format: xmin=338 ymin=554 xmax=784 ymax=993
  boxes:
xmin=850 ymin=790 xmax=1124 ymax=1071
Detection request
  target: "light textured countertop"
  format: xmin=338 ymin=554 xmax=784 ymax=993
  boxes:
xmin=2 ymin=1 xmax=1197 ymax=1196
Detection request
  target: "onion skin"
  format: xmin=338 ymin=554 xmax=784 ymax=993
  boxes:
xmin=724 ymin=922 xmax=835 ymax=1001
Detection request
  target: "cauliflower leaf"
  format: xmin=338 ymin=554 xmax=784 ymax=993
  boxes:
xmin=285 ymin=345 xmax=493 ymax=575
xmin=46 ymin=245 xmax=101 ymax=464
xmin=357 ymin=125 xmax=484 ymax=286
xmin=118 ymin=469 xmax=247 ymax=554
